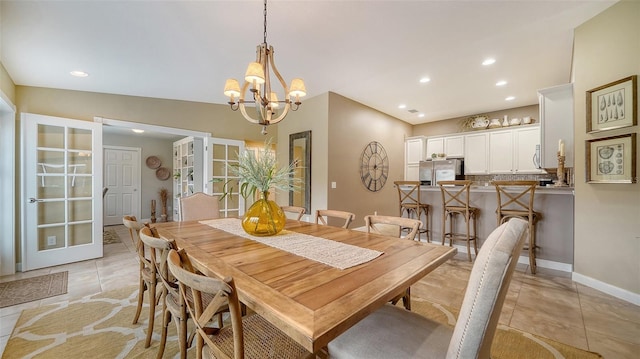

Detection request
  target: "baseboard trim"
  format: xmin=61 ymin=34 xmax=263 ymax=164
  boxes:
xmin=430 ymin=242 xmax=573 ymax=272
xmin=572 ymin=272 xmax=640 ymax=306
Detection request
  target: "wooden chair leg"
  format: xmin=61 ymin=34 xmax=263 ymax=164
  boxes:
xmin=472 ymin=212 xmax=479 ymax=256
xmin=144 ymin=281 xmax=157 ymax=348
xmin=403 ymin=287 xmax=411 ymax=311
xmin=529 ymin=222 xmax=537 ymax=274
xmin=133 ymin=276 xmax=145 ymax=324
xmin=465 ymin=215 xmax=472 ymax=262
xmin=156 ymin=303 xmax=171 ymax=359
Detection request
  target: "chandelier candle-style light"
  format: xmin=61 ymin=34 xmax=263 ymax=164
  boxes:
xmin=224 ymin=0 xmax=306 ymax=135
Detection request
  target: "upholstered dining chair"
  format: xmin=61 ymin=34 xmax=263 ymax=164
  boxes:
xmin=328 ymin=218 xmax=529 ymax=359
xmin=122 ymin=215 xmax=157 ymax=331
xmin=315 ymin=209 xmax=356 ymax=229
xmin=281 ymin=205 xmax=306 ymax=221
xmin=364 ymin=214 xmax=422 ymax=310
xmin=180 ymin=192 xmax=221 ymax=221
xmin=166 ymin=249 xmax=312 ymax=359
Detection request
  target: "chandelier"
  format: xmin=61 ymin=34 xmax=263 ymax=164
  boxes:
xmin=223 ymin=0 xmax=306 ymax=135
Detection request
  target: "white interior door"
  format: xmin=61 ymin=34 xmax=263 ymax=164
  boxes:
xmin=22 ymin=113 xmax=103 ymax=271
xmin=103 ymin=146 xmax=141 ymax=225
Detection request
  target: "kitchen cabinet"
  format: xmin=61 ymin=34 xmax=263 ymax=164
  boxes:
xmin=489 ymin=127 xmax=544 ymax=174
xmin=464 ymin=133 xmax=489 ymax=174
xmin=426 ymin=135 xmax=463 ymax=158
xmin=489 ymin=131 xmax=514 ymax=173
xmin=404 ymin=136 xmax=425 ymax=180
xmin=425 ymin=137 xmax=444 ymax=158
xmin=538 ymin=83 xmax=573 ymax=168
xmin=444 ymin=136 xmax=464 ymax=157
xmin=515 ymin=127 xmax=544 ymax=173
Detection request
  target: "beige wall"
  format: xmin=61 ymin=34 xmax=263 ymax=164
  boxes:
xmin=0 ymin=62 xmax=15 ymax=105
xmin=327 ymin=92 xmax=413 ymax=228
xmin=573 ymin=1 xmax=640 ymax=295
xmin=16 ymin=86 xmax=272 ymax=143
xmin=413 ymin=104 xmax=539 ymax=137
xmin=276 ymin=92 xmax=330 ymax=217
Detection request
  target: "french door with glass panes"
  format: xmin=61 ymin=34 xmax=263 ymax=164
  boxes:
xmin=22 ymin=113 xmax=103 ymax=270
xmin=209 ymin=138 xmax=245 ymax=218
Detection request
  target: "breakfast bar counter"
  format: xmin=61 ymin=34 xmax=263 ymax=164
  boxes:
xmin=418 ymin=185 xmax=574 ymax=270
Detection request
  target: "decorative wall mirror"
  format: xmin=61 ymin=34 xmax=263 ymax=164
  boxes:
xmin=289 ymin=131 xmax=311 ymax=214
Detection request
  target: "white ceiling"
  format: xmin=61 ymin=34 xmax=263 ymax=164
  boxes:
xmin=0 ymin=0 xmax=616 ymax=125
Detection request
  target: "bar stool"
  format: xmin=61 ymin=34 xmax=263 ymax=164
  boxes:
xmin=491 ymin=180 xmax=540 ymax=274
xmin=438 ymin=180 xmax=479 ymax=262
xmin=394 ymin=181 xmax=430 ymax=242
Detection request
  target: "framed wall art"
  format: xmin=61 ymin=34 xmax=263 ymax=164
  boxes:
xmin=586 ymin=133 xmax=636 ymax=183
xmin=586 ymin=75 xmax=637 ymax=133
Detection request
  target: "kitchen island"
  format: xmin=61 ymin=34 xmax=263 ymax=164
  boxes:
xmin=418 ymin=185 xmax=574 ymax=271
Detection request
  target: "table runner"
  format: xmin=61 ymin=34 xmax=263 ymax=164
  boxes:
xmin=199 ymin=218 xmax=383 ymax=270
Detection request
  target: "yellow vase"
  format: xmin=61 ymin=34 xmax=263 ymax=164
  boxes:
xmin=242 ymin=191 xmax=286 ymax=236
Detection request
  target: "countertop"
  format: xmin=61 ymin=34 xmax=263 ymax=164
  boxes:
xmin=419 ymin=185 xmax=574 ymax=195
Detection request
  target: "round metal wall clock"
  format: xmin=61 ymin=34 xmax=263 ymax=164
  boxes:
xmin=360 ymin=141 xmax=389 ymax=192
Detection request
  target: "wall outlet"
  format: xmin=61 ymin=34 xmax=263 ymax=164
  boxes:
xmin=47 ymin=236 xmax=56 ymax=246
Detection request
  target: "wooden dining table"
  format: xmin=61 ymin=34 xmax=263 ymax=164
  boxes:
xmin=155 ymin=219 xmax=457 ymax=354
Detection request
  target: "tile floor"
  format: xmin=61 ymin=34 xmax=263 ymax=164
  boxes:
xmin=1 ymin=225 xmax=639 ymax=358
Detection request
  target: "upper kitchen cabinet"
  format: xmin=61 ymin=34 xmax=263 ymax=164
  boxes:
xmin=404 ymin=136 xmax=425 ymax=180
xmin=538 ymin=83 xmax=574 ymax=168
xmin=489 ymin=127 xmax=544 ymax=174
xmin=426 ymin=135 xmax=464 ymax=158
xmin=444 ymin=136 xmax=464 ymax=157
xmin=464 ymin=133 xmax=489 ymax=174
xmin=425 ymin=137 xmax=444 ymax=158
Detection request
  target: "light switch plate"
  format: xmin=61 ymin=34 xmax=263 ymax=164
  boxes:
xmin=331 ymin=182 xmax=337 ymax=189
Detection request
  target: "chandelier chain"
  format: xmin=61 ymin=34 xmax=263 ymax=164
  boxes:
xmin=263 ymin=0 xmax=268 ymax=44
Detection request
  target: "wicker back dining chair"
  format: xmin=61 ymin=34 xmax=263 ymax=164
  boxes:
xmin=328 ymin=219 xmax=529 ymax=359
xmin=315 ymin=209 xmax=356 ymax=229
xmin=167 ymin=249 xmax=311 ymax=359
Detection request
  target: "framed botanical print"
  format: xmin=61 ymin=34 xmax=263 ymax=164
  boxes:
xmin=586 ymin=133 xmax=636 ymax=183
xmin=586 ymin=75 xmax=637 ymax=133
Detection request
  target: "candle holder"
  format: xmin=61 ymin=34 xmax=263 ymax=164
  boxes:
xmin=555 ymin=152 xmax=568 ymax=187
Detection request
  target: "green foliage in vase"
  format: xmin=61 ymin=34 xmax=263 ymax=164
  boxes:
xmin=219 ymin=138 xmax=301 ymax=200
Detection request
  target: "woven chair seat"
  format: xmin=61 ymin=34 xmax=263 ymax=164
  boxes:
xmin=203 ymin=313 xmax=309 ymax=359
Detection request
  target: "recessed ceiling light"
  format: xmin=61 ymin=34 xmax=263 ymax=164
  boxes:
xmin=70 ymin=70 xmax=89 ymax=77
xmin=418 ymin=113 xmax=425 ymax=118
xmin=132 ymin=129 xmax=145 ymax=133
xmin=496 ymin=80 xmax=507 ymax=86
xmin=419 ymin=77 xmax=431 ymax=83
xmin=505 ymin=96 xmax=515 ymax=101
xmin=398 ymin=104 xmax=407 ymax=109
xmin=482 ymin=58 xmax=496 ymax=66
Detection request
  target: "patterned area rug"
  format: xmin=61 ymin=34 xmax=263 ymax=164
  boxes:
xmin=3 ymin=285 xmax=603 ymax=358
xmin=0 ymin=272 xmax=68 ymax=308
xmin=103 ymin=228 xmax=121 ymax=244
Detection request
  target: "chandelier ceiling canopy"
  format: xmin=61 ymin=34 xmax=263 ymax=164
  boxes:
xmin=224 ymin=0 xmax=306 ymax=134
